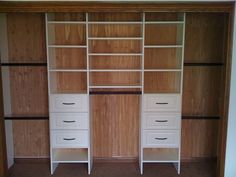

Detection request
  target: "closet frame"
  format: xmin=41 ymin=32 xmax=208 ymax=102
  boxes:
xmin=0 ymin=2 xmax=234 ymax=177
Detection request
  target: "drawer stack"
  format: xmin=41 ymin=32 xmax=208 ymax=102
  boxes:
xmin=49 ymin=94 xmax=91 ymax=173
xmin=141 ymin=94 xmax=182 ymax=173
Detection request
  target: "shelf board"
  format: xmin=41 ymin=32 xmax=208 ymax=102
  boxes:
xmin=89 ymin=69 xmax=142 ymax=72
xmin=143 ymin=148 xmax=179 ymax=163
xmin=88 ymin=21 xmax=142 ymax=24
xmin=90 ymin=91 xmax=142 ymax=95
xmin=144 ymin=45 xmax=183 ymax=48
xmin=184 ymin=63 xmax=224 ymax=66
xmin=88 ymin=37 xmax=142 ymax=40
xmin=144 ymin=69 xmax=182 ymax=72
xmin=89 ymin=85 xmax=142 ymax=89
xmin=49 ymin=69 xmax=87 ymax=72
xmin=145 ymin=21 xmax=184 ymax=24
xmin=47 ymin=21 xmax=86 ymax=24
xmin=48 ymin=45 xmax=87 ymax=48
xmin=1 ymin=62 xmax=47 ymax=67
xmin=88 ymin=53 xmax=142 ymax=56
xmin=4 ymin=114 xmax=49 ymax=120
xmin=182 ymin=116 xmax=220 ymax=120
xmin=52 ymin=148 xmax=88 ymax=163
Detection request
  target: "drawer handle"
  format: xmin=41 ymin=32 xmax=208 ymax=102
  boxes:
xmin=63 ymin=120 xmax=76 ymax=123
xmin=155 ymin=138 xmax=167 ymax=140
xmin=63 ymin=138 xmax=76 ymax=141
xmin=155 ymin=102 xmax=168 ymax=105
xmin=62 ymin=103 xmax=75 ymax=105
xmin=155 ymin=120 xmax=168 ymax=123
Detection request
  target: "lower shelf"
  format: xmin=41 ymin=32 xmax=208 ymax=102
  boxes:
xmin=52 ymin=148 xmax=88 ymax=163
xmin=143 ymin=148 xmax=179 ymax=163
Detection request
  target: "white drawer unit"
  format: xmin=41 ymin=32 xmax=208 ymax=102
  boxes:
xmin=143 ymin=130 xmax=180 ymax=148
xmin=143 ymin=94 xmax=181 ymax=112
xmin=143 ymin=113 xmax=181 ymax=130
xmin=50 ymin=113 xmax=89 ymax=130
xmin=51 ymin=130 xmax=89 ymax=148
xmin=50 ymin=94 xmax=88 ymax=113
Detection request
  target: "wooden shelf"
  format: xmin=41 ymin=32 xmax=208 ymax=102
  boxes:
xmin=4 ymin=114 xmax=49 ymax=120
xmin=184 ymin=62 xmax=224 ymax=66
xmin=1 ymin=63 xmax=47 ymax=66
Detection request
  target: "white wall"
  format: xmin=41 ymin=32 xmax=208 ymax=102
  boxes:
xmin=224 ymin=3 xmax=236 ymax=177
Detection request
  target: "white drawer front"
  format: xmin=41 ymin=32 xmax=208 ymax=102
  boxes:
xmin=51 ymin=113 xmax=88 ymax=130
xmin=143 ymin=113 xmax=180 ymax=130
xmin=50 ymin=94 xmax=88 ymax=112
xmin=144 ymin=94 xmax=181 ymax=112
xmin=143 ymin=130 xmax=179 ymax=148
xmin=51 ymin=130 xmax=88 ymax=148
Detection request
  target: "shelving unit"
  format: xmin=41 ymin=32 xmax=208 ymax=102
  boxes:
xmin=140 ymin=12 xmax=185 ymax=174
xmin=46 ymin=12 xmax=91 ymax=174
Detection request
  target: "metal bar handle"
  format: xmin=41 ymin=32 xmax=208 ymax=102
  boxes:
xmin=62 ymin=102 xmax=75 ymax=105
xmin=155 ymin=102 xmax=168 ymax=105
xmin=63 ymin=138 xmax=76 ymax=141
xmin=155 ymin=120 xmax=168 ymax=123
xmin=63 ymin=120 xmax=76 ymax=123
xmin=155 ymin=137 xmax=167 ymax=140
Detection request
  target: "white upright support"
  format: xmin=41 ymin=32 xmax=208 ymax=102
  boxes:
xmin=46 ymin=12 xmax=91 ymax=174
xmin=140 ymin=12 xmax=185 ymax=175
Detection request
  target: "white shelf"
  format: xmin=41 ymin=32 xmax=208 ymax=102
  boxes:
xmin=88 ymin=37 xmax=142 ymax=40
xmin=49 ymin=69 xmax=87 ymax=72
xmin=52 ymin=148 xmax=88 ymax=163
xmin=145 ymin=21 xmax=184 ymax=24
xmin=89 ymin=85 xmax=142 ymax=89
xmin=90 ymin=69 xmax=142 ymax=72
xmin=88 ymin=53 xmax=142 ymax=56
xmin=144 ymin=45 xmax=183 ymax=48
xmin=88 ymin=21 xmax=142 ymax=24
xmin=143 ymin=148 xmax=179 ymax=163
xmin=48 ymin=21 xmax=86 ymax=24
xmin=48 ymin=45 xmax=87 ymax=48
xmin=144 ymin=69 xmax=182 ymax=72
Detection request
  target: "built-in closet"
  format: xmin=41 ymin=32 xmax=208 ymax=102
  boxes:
xmin=0 ymin=2 xmax=232 ymax=177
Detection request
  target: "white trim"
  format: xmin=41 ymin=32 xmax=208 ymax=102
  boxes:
xmin=48 ymin=45 xmax=87 ymax=48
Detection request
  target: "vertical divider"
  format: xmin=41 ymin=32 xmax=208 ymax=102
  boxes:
xmin=140 ymin=12 xmax=145 ymax=174
xmin=86 ymin=12 xmax=92 ymax=174
xmin=177 ymin=12 xmax=186 ymax=174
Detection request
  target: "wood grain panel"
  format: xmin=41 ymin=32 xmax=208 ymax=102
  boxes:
xmin=144 ymin=48 xmax=182 ymax=69
xmin=89 ymin=24 xmax=141 ymax=37
xmin=90 ymin=56 xmax=141 ymax=69
xmin=9 ymin=67 xmax=48 ymax=116
xmin=0 ymin=2 xmax=233 ymax=13
xmin=52 ymin=72 xmax=87 ymax=93
xmin=90 ymin=72 xmax=141 ymax=86
xmin=12 ymin=120 xmax=49 ymax=157
xmin=144 ymin=72 xmax=181 ymax=93
xmin=92 ymin=95 xmax=139 ymax=158
xmin=145 ymin=12 xmax=181 ymax=21
xmin=7 ymin=13 xmax=46 ymax=63
xmin=89 ymin=12 xmax=142 ymax=21
xmin=145 ymin=24 xmax=180 ymax=45
xmin=185 ymin=13 xmax=227 ymax=63
xmin=48 ymin=24 xmax=86 ymax=45
xmin=49 ymin=48 xmax=86 ymax=69
xmin=89 ymin=40 xmax=141 ymax=53
xmin=48 ymin=12 xmax=85 ymax=21
xmin=181 ymin=119 xmax=219 ymax=160
xmin=183 ymin=67 xmax=222 ymax=116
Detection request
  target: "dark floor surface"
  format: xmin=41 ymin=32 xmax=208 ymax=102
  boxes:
xmin=9 ymin=162 xmax=216 ymax=177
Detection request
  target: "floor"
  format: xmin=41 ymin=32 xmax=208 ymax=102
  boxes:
xmin=9 ymin=161 xmax=216 ymax=177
